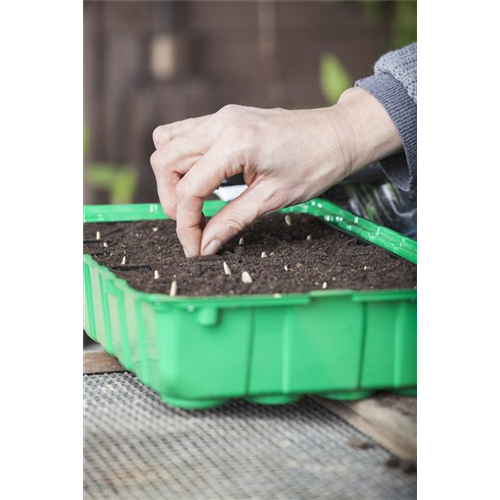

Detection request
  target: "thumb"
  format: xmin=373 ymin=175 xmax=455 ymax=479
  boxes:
xmin=200 ymin=183 xmax=281 ymax=256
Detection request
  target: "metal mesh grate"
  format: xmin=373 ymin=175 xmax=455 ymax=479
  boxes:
xmin=84 ymin=373 xmax=416 ymax=500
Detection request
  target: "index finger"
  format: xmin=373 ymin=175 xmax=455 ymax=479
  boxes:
xmin=175 ymin=146 xmax=234 ymax=257
xmin=150 ymin=135 xmax=209 ymax=219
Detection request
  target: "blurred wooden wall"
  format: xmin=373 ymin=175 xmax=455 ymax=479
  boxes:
xmin=84 ymin=0 xmax=394 ymax=204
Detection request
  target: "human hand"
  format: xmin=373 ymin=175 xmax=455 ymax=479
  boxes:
xmin=150 ymin=87 xmax=402 ymax=257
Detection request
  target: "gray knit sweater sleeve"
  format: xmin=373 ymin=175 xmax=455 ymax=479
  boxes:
xmin=356 ymin=43 xmax=417 ymax=191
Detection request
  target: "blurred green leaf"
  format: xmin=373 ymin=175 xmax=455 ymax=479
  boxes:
xmin=362 ymin=0 xmax=386 ymax=25
xmin=86 ymin=163 xmax=138 ymax=204
xmin=391 ymin=1 xmax=417 ymax=49
xmin=86 ymin=163 xmax=117 ymax=185
xmin=320 ymin=54 xmax=352 ymax=105
xmin=112 ymin=167 xmax=138 ymax=204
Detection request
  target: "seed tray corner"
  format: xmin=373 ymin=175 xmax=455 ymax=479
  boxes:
xmin=83 ymin=199 xmax=416 ymax=409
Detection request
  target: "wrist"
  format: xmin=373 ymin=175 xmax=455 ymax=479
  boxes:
xmin=333 ymin=87 xmax=403 ymax=172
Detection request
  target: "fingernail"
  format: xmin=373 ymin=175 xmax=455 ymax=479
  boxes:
xmin=202 ymin=239 xmax=221 ymax=256
xmin=183 ymin=247 xmax=190 ymax=258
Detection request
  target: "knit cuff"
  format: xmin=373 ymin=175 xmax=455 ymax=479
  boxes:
xmin=356 ymin=73 xmax=417 ymax=191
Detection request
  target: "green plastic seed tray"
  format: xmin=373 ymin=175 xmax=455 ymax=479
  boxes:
xmin=83 ymin=199 xmax=417 ymax=409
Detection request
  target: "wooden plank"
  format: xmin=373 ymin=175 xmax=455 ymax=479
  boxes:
xmin=313 ymin=394 xmax=417 ymax=464
xmin=417 ymin=398 xmax=432 ymax=473
xmin=83 ymin=349 xmax=126 ymax=375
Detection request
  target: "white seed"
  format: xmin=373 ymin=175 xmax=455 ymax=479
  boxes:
xmin=96 ymin=231 xmax=101 ymax=240
xmin=169 ymin=280 xmax=177 ymax=297
xmin=284 ymin=265 xmax=289 ymax=271
xmin=152 ymin=227 xmax=158 ymax=232
xmin=241 ymin=271 xmax=252 ymax=284
xmin=121 ymin=256 xmax=127 ymax=265
xmin=285 ymin=215 xmax=292 ymax=226
xmin=363 ymin=266 xmax=368 ymax=271
xmin=154 ymin=270 xmax=160 ymax=280
xmin=103 ymin=242 xmax=108 ymax=248
xmin=223 ymin=262 xmax=231 ymax=276
xmin=238 ymin=237 xmax=245 ymax=246
xmin=273 ymin=293 xmax=282 ymax=298
xmin=306 ymin=234 xmax=312 ymax=241
xmin=261 ymin=252 xmax=267 ymax=258
xmin=322 ymin=282 xmax=328 ymax=289
xmin=331 ymin=277 xmax=336 ymax=281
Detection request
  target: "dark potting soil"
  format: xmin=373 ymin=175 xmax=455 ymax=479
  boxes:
xmin=83 ymin=213 xmax=416 ymax=297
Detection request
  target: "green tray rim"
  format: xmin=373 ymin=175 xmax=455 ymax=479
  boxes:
xmin=83 ymin=198 xmax=416 ymax=306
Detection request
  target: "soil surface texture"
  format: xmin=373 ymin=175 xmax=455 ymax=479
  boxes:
xmin=84 ymin=213 xmax=417 ymax=297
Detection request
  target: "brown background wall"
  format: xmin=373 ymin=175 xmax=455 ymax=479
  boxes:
xmin=84 ymin=0 xmax=400 ymax=204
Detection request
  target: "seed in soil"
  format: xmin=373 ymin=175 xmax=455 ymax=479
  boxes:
xmin=121 ymin=256 xmax=127 ymax=265
xmin=154 ymin=270 xmax=159 ymax=280
xmin=152 ymin=227 xmax=158 ymax=232
xmin=96 ymin=231 xmax=101 ymax=240
xmin=261 ymin=252 xmax=267 ymax=258
xmin=322 ymin=282 xmax=328 ymax=289
xmin=238 ymin=237 xmax=244 ymax=246
xmin=306 ymin=234 xmax=312 ymax=241
xmin=285 ymin=215 xmax=292 ymax=226
xmin=223 ymin=262 xmax=231 ymax=276
xmin=169 ymin=281 xmax=177 ymax=297
xmin=84 ymin=213 xmax=417 ymax=296
xmin=241 ymin=271 xmax=252 ymax=284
